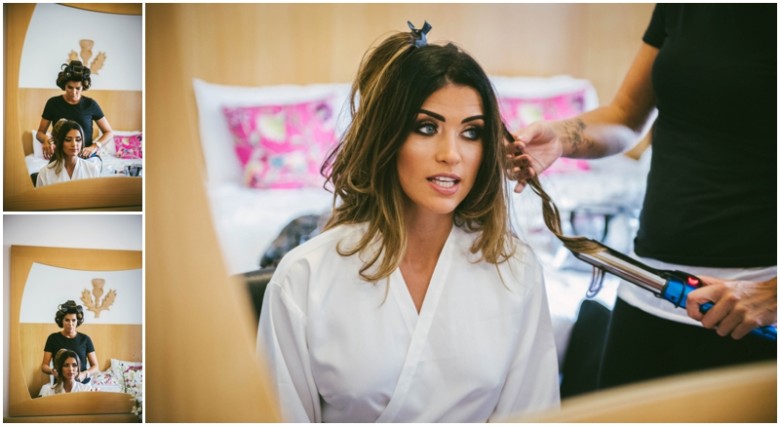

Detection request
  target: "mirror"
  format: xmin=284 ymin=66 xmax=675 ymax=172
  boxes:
xmin=4 ymin=4 xmax=142 ymax=211
xmin=8 ymin=246 xmax=142 ymax=422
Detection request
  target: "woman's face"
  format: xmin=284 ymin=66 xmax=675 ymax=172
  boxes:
xmin=62 ymin=129 xmax=83 ymax=159
xmin=63 ymin=81 xmax=83 ymax=104
xmin=62 ymin=313 xmax=79 ymax=334
xmin=60 ymin=357 xmax=79 ymax=382
xmin=397 ymin=84 xmax=484 ymax=219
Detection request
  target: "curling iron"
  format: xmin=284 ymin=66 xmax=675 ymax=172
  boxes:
xmin=571 ymin=239 xmax=777 ymax=341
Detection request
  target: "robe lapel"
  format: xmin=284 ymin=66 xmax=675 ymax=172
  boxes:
xmin=376 ymin=227 xmax=456 ymax=422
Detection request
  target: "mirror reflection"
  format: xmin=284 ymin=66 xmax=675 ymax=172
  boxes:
xmin=14 ymin=3 xmax=143 ymax=190
xmin=19 ymin=263 xmax=142 ymax=403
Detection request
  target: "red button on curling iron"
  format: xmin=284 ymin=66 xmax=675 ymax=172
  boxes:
xmin=687 ymin=276 xmax=700 ymax=287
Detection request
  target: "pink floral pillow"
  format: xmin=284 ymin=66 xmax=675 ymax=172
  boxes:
xmin=115 ymin=133 xmax=143 ymax=159
xmin=499 ymin=90 xmax=590 ymax=174
xmin=222 ymin=98 xmax=338 ymax=189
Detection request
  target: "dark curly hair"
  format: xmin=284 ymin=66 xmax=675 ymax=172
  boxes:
xmin=55 ymin=300 xmax=84 ymax=328
xmin=56 ymin=60 xmax=91 ymax=91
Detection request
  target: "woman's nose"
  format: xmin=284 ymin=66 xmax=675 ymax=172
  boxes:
xmin=435 ymin=132 xmax=461 ymax=165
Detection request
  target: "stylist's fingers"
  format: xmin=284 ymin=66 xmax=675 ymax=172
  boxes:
xmin=687 ymin=279 xmax=733 ymax=326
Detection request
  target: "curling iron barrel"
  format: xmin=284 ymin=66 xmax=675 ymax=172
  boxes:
xmin=571 ymin=240 xmax=777 ymax=341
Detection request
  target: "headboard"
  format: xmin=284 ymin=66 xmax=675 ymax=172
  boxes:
xmin=19 ymin=89 xmax=142 ymax=156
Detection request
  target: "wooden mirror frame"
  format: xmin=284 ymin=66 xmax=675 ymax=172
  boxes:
xmin=7 ymin=245 xmax=142 ymax=422
xmin=3 ymin=4 xmax=142 ymax=211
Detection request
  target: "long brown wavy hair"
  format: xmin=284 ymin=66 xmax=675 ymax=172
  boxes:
xmin=46 ymin=119 xmax=85 ymax=175
xmin=321 ymin=29 xmax=514 ymax=282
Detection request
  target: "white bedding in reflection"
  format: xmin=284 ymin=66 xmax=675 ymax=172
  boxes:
xmin=25 ymin=154 xmax=143 ymax=178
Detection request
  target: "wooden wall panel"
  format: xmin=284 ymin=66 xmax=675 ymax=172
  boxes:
xmin=19 ymin=89 xmax=142 ymax=155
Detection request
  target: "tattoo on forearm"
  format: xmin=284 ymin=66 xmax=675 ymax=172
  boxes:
xmin=562 ymin=118 xmax=590 ymax=156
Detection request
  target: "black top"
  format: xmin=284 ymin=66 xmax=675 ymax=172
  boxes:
xmin=635 ymin=4 xmax=776 ymax=267
xmin=41 ymin=95 xmax=105 ymax=146
xmin=44 ymin=332 xmax=95 ymax=372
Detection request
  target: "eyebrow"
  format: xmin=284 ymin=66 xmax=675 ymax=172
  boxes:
xmin=419 ymin=109 xmax=484 ymax=124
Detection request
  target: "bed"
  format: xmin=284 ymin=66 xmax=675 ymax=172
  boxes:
xmin=193 ymin=75 xmax=651 ymax=375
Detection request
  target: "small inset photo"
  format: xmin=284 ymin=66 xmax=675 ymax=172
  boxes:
xmin=4 ymin=4 xmax=142 ymax=211
xmin=3 ymin=215 xmax=143 ymax=422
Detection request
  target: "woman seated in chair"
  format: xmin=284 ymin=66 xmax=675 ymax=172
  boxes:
xmin=257 ymin=21 xmax=559 ymax=422
xmin=39 ymin=349 xmax=95 ymax=396
xmin=36 ymin=119 xmax=101 ymax=187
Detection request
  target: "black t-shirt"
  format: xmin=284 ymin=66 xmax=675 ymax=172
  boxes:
xmin=44 ymin=332 xmax=95 ymax=372
xmin=41 ymin=95 xmax=105 ymax=146
xmin=635 ymin=4 xmax=776 ymax=267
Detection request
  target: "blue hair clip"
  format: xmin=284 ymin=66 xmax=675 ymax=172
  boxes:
xmin=407 ymin=20 xmax=432 ymax=48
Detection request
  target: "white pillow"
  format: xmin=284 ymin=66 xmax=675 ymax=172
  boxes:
xmin=192 ymin=78 xmax=351 ymax=185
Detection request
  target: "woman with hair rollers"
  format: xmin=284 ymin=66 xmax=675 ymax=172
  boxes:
xmin=257 ymin=22 xmax=559 ymax=422
xmin=40 ymin=300 xmax=99 ymax=384
xmin=36 ymin=60 xmax=115 ymax=160
xmin=510 ymin=4 xmax=776 ymax=388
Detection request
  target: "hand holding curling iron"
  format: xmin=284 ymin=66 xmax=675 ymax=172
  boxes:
xmin=686 ymin=276 xmax=777 ymax=340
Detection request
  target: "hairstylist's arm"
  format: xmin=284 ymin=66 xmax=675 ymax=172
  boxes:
xmin=40 ymin=351 xmax=56 ymax=376
xmin=81 ymin=117 xmax=114 ymax=158
xmin=80 ymin=351 xmax=100 ymax=381
xmin=686 ymin=276 xmax=777 ymax=340
xmin=36 ymin=118 xmax=55 ymax=160
xmin=508 ymin=43 xmax=659 ymax=193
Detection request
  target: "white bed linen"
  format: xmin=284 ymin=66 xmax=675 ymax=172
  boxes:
xmin=26 ymin=154 xmax=143 ymax=178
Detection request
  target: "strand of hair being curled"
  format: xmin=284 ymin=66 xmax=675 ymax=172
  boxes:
xmin=523 ymin=161 xmax=608 ymax=296
xmin=526 ymin=177 xmax=604 ymax=255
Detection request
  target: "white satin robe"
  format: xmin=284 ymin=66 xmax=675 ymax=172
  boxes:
xmin=36 ymin=158 xmax=100 ymax=187
xmin=257 ymin=223 xmax=559 ymax=422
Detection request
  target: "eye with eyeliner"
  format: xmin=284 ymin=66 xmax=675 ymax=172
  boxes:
xmin=462 ymin=125 xmax=483 ymax=141
xmin=414 ymin=120 xmax=438 ymax=136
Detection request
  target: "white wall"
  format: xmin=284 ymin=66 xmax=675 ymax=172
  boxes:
xmin=20 ymin=264 xmax=142 ymax=324
xmin=19 ymin=4 xmax=142 ymax=91
xmin=3 ymin=214 xmax=142 ymax=417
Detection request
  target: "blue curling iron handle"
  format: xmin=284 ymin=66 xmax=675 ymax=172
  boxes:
xmin=662 ymin=279 xmax=777 ymax=341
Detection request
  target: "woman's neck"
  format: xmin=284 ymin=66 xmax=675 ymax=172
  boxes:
xmin=64 ymin=155 xmax=78 ymax=177
xmin=61 ymin=379 xmax=75 ymax=393
xmin=399 ymin=211 xmax=453 ymax=313
xmin=62 ymin=94 xmax=79 ymax=105
xmin=401 ymin=211 xmax=453 ymax=269
xmin=61 ymin=329 xmax=77 ymax=338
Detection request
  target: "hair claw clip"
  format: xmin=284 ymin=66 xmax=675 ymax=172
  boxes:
xmin=407 ymin=20 xmax=432 ymax=48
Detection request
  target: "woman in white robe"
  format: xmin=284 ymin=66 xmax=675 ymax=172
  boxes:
xmin=39 ymin=349 xmax=94 ymax=397
xmin=36 ymin=119 xmax=100 ymax=187
xmin=257 ymin=22 xmax=560 ymax=422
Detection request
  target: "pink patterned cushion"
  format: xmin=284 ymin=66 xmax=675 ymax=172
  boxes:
xmin=222 ymin=98 xmax=338 ymax=189
xmin=499 ymin=90 xmax=590 ymax=174
xmin=114 ymin=133 xmax=143 ymax=159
